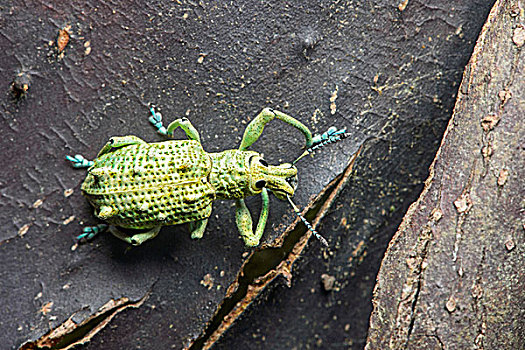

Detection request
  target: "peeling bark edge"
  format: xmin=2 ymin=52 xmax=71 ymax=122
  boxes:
xmin=189 ymin=144 xmax=364 ymax=350
xmin=20 ymin=293 xmax=150 ymax=350
xmin=365 ymin=0 xmax=510 ymax=347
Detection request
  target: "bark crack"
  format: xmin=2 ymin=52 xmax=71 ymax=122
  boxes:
xmin=20 ymin=291 xmax=151 ymax=350
xmin=390 ymin=222 xmax=433 ymax=349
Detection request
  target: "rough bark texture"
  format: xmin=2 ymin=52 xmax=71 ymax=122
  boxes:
xmin=366 ymin=0 xmax=524 ymax=349
xmin=0 ymin=0 xmax=496 ymax=349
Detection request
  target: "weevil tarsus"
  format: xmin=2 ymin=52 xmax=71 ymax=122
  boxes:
xmin=76 ymin=224 xmax=108 ymax=242
xmin=66 ymin=154 xmax=94 ymax=168
xmin=148 ymin=107 xmax=168 ymax=135
xmin=293 ymin=126 xmax=350 ymax=165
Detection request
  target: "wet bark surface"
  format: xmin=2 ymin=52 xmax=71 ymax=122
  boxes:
xmin=366 ymin=0 xmax=524 ymax=349
xmin=0 ymin=1 xmax=496 ymax=349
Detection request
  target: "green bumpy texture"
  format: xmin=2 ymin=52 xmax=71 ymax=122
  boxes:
xmin=81 ymin=139 xmax=215 ymax=229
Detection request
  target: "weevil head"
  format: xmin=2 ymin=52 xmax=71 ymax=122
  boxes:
xmin=209 ymin=150 xmax=298 ymax=200
xmin=248 ymin=154 xmax=297 ymax=200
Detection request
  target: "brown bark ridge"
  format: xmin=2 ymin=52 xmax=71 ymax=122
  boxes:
xmin=366 ymin=0 xmax=525 ymax=349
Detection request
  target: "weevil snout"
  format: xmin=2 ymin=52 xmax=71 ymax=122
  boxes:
xmin=249 ymin=155 xmax=297 ymax=200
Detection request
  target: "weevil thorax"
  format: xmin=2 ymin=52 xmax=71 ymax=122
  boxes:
xmin=209 ymin=150 xmax=297 ymax=201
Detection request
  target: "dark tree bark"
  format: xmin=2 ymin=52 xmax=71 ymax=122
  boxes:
xmin=0 ymin=0 xmax=498 ymax=349
xmin=366 ymin=0 xmax=524 ymax=349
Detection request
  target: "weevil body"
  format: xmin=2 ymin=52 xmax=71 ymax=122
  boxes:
xmin=68 ymin=107 xmax=347 ymax=247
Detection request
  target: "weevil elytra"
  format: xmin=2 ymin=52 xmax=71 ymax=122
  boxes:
xmin=67 ymin=107 xmax=348 ymax=247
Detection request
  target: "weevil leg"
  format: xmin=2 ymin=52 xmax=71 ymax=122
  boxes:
xmin=96 ymin=136 xmax=147 ymax=157
xmin=189 ymin=218 xmax=209 ymax=239
xmin=239 ymin=108 xmax=313 ymax=151
xmin=235 ymin=188 xmax=269 ymax=247
xmin=149 ymin=107 xmax=201 ymax=142
xmin=66 ymin=154 xmax=94 ymax=168
xmin=166 ymin=118 xmax=201 ymax=142
xmin=109 ymin=226 xmax=161 ymax=246
xmin=76 ymin=224 xmax=108 ymax=242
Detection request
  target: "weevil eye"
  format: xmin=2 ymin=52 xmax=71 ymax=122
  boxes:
xmin=259 ymin=159 xmax=268 ymax=167
xmin=255 ymin=180 xmax=267 ymax=189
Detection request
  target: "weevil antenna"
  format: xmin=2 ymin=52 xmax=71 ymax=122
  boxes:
xmin=293 ymin=127 xmax=350 ymax=165
xmin=287 ymin=195 xmax=328 ymax=247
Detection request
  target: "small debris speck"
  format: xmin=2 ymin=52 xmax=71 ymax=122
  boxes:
xmin=480 ymin=114 xmax=500 ymax=132
xmin=197 ymin=53 xmax=206 ymax=64
xmin=481 ymin=145 xmax=493 ymax=158
xmin=505 ymin=238 xmax=515 ymax=251
xmin=330 ymin=85 xmax=338 ymax=115
xmin=200 ymin=273 xmax=214 ymax=290
xmin=497 ymin=169 xmax=509 ymax=187
xmin=431 ymin=208 xmax=442 ymax=222
xmin=498 ymin=90 xmax=512 ymax=104
xmin=18 ymin=224 xmax=31 ymax=237
xmin=512 ymin=25 xmax=525 ymax=47
xmin=471 ymin=284 xmax=483 ymax=299
xmin=64 ymin=188 xmax=74 ymax=197
xmin=445 ymin=296 xmax=456 ymax=313
xmin=32 ymin=199 xmax=44 ymax=209
xmin=321 ymin=274 xmax=336 ymax=292
xmin=40 ymin=301 xmax=53 ymax=315
xmin=63 ymin=215 xmax=75 ymax=225
xmin=454 ymin=193 xmax=472 ymax=214
xmin=398 ymin=0 xmax=409 ymax=11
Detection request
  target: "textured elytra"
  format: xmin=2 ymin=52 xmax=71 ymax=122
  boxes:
xmin=81 ymin=139 xmax=215 ymax=229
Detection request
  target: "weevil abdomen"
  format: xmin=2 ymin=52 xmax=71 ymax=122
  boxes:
xmin=81 ymin=139 xmax=215 ymax=229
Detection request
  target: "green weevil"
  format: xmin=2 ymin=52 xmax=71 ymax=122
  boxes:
xmin=67 ymin=107 xmax=348 ymax=247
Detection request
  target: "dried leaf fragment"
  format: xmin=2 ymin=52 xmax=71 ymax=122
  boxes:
xmin=40 ymin=301 xmax=54 ymax=315
xmin=398 ymin=0 xmax=409 ymax=11
xmin=57 ymin=26 xmax=71 ymax=53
